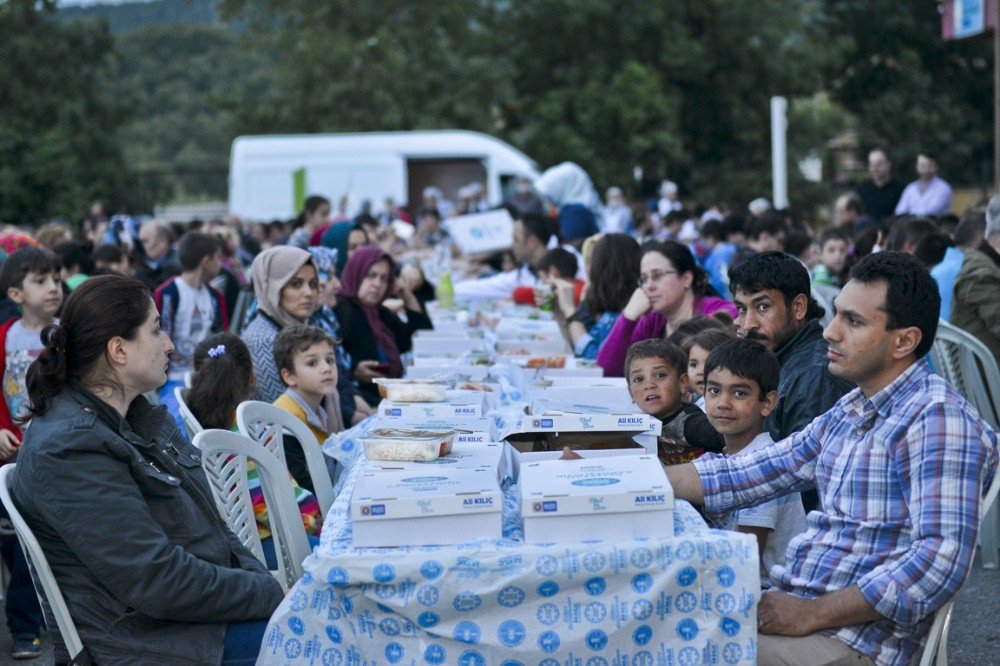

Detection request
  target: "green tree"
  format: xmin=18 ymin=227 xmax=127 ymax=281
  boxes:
xmin=218 ymin=0 xmax=513 ymax=135
xmin=0 ymin=0 xmax=129 ymax=224
xmin=823 ymin=0 xmax=994 ymax=187
xmin=111 ymin=23 xmax=277 ymax=206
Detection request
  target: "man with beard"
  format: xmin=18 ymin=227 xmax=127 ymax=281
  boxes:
xmin=729 ymin=252 xmax=853 ymax=510
xmin=664 ymin=252 xmax=998 ymax=666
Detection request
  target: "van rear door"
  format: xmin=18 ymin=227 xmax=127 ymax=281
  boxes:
xmin=407 ymin=158 xmax=487 ymax=211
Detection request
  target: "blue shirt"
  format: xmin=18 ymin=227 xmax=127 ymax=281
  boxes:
xmin=705 ymin=242 xmax=737 ymax=298
xmin=930 ymin=246 xmax=965 ymax=321
xmin=693 ymin=359 xmax=998 ymax=665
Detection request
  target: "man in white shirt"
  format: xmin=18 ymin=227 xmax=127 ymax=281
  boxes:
xmin=895 ymin=152 xmax=952 ymax=217
xmin=454 ymin=213 xmax=553 ymax=302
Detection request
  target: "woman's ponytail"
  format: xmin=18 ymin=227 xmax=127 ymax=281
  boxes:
xmin=23 ymin=275 xmax=152 ymax=420
xmin=24 ymin=324 xmax=70 ymax=421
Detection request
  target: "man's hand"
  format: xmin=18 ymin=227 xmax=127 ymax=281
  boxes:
xmin=757 ymin=592 xmax=818 ymax=636
xmin=0 ymin=429 xmax=20 ymax=461
xmin=622 ymin=288 xmax=651 ymax=321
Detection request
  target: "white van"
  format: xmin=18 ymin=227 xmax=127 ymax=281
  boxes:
xmin=228 ymin=130 xmax=539 ymax=220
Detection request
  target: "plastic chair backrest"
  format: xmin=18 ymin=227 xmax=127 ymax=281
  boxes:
xmin=183 ymin=371 xmax=194 ymax=389
xmin=811 ymin=284 xmax=838 ymax=329
xmin=174 ymin=386 xmax=204 ymax=440
xmin=0 ymin=466 xmax=86 ymax=663
xmin=918 ymin=598 xmax=954 ymax=666
xmin=193 ymin=430 xmax=312 ymax=590
xmin=230 ymin=288 xmax=253 ymax=334
xmin=932 ymin=320 xmax=1000 ymax=429
xmin=236 ymin=401 xmax=336 ymax=514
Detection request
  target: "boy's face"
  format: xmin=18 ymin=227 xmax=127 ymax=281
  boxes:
xmin=282 ymin=342 xmax=338 ymax=399
xmin=686 ymin=344 xmax=711 ymax=393
xmin=203 ymin=250 xmax=223 ymax=281
xmin=704 ymin=367 xmax=777 ymax=442
xmin=627 ymin=356 xmax=686 ymax=419
xmin=8 ymin=270 xmax=63 ymax=318
xmin=820 ymin=239 xmax=848 ymax=274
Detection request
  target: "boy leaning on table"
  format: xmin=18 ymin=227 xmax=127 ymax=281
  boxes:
xmin=664 ymin=252 xmax=998 ymax=666
xmin=624 ymin=339 xmax=725 ymax=465
xmin=701 ymin=337 xmax=806 ymax=589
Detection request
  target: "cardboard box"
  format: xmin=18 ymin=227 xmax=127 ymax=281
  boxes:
xmin=501 ymin=411 xmax=661 ymax=478
xmin=350 ymin=467 xmax=502 ymax=547
xmin=405 ymin=365 xmax=491 ymax=381
xmin=377 ymin=391 xmax=486 ymax=419
xmin=364 ymin=441 xmax=506 ymax=479
xmin=520 ymin=455 xmax=673 ymax=544
xmin=530 ymin=386 xmax=636 ymax=412
xmin=412 ymin=337 xmax=486 ymax=358
xmin=370 ymin=416 xmax=498 ymax=444
xmin=543 ymin=376 xmax=627 ymax=389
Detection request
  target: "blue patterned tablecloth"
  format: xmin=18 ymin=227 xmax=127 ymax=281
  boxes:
xmin=259 ymin=429 xmax=760 ymax=666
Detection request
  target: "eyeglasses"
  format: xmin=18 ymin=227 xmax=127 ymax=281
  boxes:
xmin=638 ymin=270 xmax=677 ymax=286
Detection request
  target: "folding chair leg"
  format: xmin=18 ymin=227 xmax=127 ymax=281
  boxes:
xmin=981 ymin=501 xmax=999 ymax=569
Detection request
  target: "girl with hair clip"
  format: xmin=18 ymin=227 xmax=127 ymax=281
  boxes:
xmin=10 ymin=275 xmax=283 ymax=665
xmin=187 ymin=332 xmax=321 ymax=571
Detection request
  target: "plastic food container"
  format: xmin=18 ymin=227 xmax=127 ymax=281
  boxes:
xmin=373 ymin=379 xmax=447 ymax=402
xmin=362 ymin=428 xmax=456 ymax=461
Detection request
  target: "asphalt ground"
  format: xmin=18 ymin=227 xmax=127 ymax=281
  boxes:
xmin=0 ymin=551 xmax=995 ymax=665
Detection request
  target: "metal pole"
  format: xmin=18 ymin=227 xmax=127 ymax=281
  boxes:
xmin=771 ymin=96 xmax=789 ymax=209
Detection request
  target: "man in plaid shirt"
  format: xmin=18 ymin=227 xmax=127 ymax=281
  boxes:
xmin=667 ymin=252 xmax=998 ymax=666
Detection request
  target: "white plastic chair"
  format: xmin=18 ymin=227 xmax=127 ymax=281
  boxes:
xmin=193 ymin=429 xmax=312 ymax=590
xmin=230 ymin=288 xmax=253 ymax=334
xmin=174 ymin=386 xmax=203 ymax=440
xmin=811 ymin=284 xmax=839 ymax=329
xmin=930 ymin=319 xmax=1000 ymax=568
xmin=237 ymin=400 xmax=337 ymax=515
xmin=0 ymin=466 xmax=87 ymax=664
xmin=919 ymin=598 xmax=955 ymax=666
xmin=183 ymin=371 xmax=194 ymax=389
xmin=918 ymin=459 xmax=1000 ymax=666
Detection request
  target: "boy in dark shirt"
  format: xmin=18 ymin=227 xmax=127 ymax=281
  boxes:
xmin=625 ymin=339 xmax=724 ymax=465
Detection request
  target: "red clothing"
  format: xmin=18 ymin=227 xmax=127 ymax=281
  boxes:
xmin=512 ymin=280 xmax=585 ymax=307
xmin=0 ymin=317 xmax=23 ymax=441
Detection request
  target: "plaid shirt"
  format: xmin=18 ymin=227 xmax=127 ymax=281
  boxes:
xmin=693 ymin=359 xmax=998 ymax=666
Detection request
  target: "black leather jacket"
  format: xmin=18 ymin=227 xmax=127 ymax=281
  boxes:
xmin=12 ymin=381 xmax=283 ymax=665
xmin=767 ymin=318 xmax=855 ymax=441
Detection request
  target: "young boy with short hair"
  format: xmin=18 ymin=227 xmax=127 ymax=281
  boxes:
xmin=273 ymin=324 xmax=344 ymax=493
xmin=812 ymin=228 xmax=850 ymax=286
xmin=154 ymin=231 xmax=227 ymax=426
xmin=625 ymin=338 xmax=724 ymax=465
xmin=0 ymin=247 xmax=59 ymax=657
xmin=702 ymin=337 xmax=807 ymax=586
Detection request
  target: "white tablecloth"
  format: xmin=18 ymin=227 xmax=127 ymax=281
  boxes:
xmin=259 ymin=429 xmax=760 ymax=666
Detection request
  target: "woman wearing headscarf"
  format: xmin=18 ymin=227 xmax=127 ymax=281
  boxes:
xmin=334 ymin=246 xmax=433 ymax=406
xmin=534 ymin=162 xmax=602 ymax=248
xmin=241 ymin=247 xmax=328 ymax=408
xmin=320 ymin=221 xmax=369 ymax=275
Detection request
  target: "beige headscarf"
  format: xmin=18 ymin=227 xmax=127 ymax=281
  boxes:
xmin=250 ymin=246 xmax=315 ymax=329
xmin=250 ymin=247 xmax=346 ymax=433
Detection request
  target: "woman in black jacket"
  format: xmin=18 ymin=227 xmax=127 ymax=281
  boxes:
xmin=334 ymin=246 xmax=433 ymax=406
xmin=11 ymin=275 xmax=283 ymax=665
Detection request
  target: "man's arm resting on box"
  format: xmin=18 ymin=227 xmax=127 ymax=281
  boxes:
xmin=664 ymin=463 xmax=704 ymax=505
xmin=758 ymin=586 xmax=882 ymax=636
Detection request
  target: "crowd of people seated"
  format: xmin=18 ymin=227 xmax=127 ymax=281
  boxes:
xmin=0 ymin=148 xmax=995 ymax=665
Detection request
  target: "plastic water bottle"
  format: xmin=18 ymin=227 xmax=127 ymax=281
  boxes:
xmin=437 ymin=271 xmax=455 ymax=308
